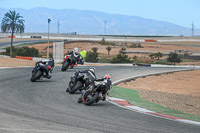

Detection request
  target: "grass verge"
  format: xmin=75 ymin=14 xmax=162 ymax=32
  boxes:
xmin=109 ymin=86 xmax=200 ymax=122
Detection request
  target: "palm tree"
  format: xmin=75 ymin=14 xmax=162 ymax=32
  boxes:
xmin=1 ymin=10 xmax=25 ymax=57
xmin=106 ymin=46 xmax=112 ymax=55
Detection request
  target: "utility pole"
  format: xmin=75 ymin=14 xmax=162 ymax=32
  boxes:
xmin=191 ymin=22 xmax=194 ymax=37
xmin=57 ymin=20 xmax=60 ymax=34
xmin=104 ymin=20 xmax=107 ymax=36
xmin=47 ymin=18 xmax=51 ymax=59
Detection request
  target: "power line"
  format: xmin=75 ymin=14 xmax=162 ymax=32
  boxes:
xmin=191 ymin=22 xmax=194 ymax=37
xmin=104 ymin=20 xmax=107 ymax=35
xmin=57 ymin=20 xmax=60 ymax=34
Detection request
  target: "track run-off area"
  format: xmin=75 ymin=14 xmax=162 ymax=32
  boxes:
xmin=0 ymin=65 xmax=200 ymax=133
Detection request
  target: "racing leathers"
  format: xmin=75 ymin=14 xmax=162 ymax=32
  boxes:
xmin=68 ymin=50 xmax=81 ymax=65
xmin=37 ymin=59 xmax=54 ymax=78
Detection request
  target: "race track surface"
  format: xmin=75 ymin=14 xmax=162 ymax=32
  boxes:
xmin=0 ymin=66 xmax=200 ymax=133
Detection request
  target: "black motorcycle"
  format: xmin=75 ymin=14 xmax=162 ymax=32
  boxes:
xmin=78 ymin=76 xmax=112 ymax=106
xmin=66 ymin=71 xmax=90 ymax=94
xmin=30 ymin=59 xmax=54 ymax=82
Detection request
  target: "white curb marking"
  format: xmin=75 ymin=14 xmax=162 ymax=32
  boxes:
xmin=125 ymin=106 xmax=155 ymax=113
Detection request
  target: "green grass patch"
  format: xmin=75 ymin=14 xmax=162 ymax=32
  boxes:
xmin=109 ymin=86 xmax=200 ymax=122
xmin=132 ymin=60 xmax=146 ymax=64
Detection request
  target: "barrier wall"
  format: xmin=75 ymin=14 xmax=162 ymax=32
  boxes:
xmin=145 ymin=39 xmax=156 ymax=42
xmin=16 ymin=56 xmax=33 ymax=60
xmin=8 ymin=36 xmax=15 ymax=38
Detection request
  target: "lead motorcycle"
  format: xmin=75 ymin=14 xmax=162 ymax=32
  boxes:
xmin=78 ymin=75 xmax=112 ymax=106
xmin=66 ymin=71 xmax=90 ymax=94
xmin=61 ymin=55 xmax=76 ymax=71
xmin=30 ymin=59 xmax=54 ymax=82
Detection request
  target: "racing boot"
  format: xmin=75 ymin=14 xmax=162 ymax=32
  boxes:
xmin=102 ymin=94 xmax=106 ymax=101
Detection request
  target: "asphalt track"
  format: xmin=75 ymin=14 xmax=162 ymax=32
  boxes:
xmin=0 ymin=66 xmax=200 ymax=133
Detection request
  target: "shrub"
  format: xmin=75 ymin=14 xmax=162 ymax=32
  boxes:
xmin=128 ymin=42 xmax=143 ymax=48
xmin=111 ymin=47 xmax=132 ymax=63
xmin=85 ymin=47 xmax=99 ymax=63
xmin=4 ymin=46 xmax=39 ymax=57
xmin=149 ymin=52 xmax=163 ymax=60
xmin=98 ymin=38 xmax=116 ymax=46
xmin=167 ymin=52 xmax=182 ymax=65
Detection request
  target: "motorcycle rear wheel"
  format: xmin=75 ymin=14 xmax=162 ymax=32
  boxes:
xmin=61 ymin=61 xmax=69 ymax=71
xmin=84 ymin=92 xmax=99 ymax=106
xmin=69 ymin=81 xmax=82 ymax=94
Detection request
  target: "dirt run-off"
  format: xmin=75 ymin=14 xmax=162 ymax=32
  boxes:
xmin=118 ymin=69 xmax=200 ymax=116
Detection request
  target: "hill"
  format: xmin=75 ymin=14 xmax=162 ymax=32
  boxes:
xmin=0 ymin=7 xmax=199 ymax=36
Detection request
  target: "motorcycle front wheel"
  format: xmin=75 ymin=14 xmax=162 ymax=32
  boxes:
xmin=30 ymin=70 xmax=42 ymax=82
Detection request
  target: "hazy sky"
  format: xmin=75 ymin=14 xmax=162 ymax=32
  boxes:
xmin=0 ymin=0 xmax=199 ymax=29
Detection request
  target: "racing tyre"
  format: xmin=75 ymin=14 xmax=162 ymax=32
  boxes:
xmin=69 ymin=81 xmax=82 ymax=94
xmin=84 ymin=92 xmax=99 ymax=106
xmin=30 ymin=70 xmax=42 ymax=82
xmin=61 ymin=61 xmax=69 ymax=71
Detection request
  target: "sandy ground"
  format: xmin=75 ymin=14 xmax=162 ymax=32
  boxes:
xmin=118 ymin=69 xmax=200 ymax=116
xmin=0 ymin=57 xmax=35 ymax=67
xmin=23 ymin=41 xmax=200 ymax=65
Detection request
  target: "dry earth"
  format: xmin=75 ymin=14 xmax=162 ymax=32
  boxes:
xmin=26 ymin=41 xmax=200 ymax=56
xmin=23 ymin=41 xmax=200 ymax=65
xmin=0 ymin=57 xmax=35 ymax=67
xmin=118 ymin=69 xmax=200 ymax=116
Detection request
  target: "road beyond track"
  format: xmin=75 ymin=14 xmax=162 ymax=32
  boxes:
xmin=0 ymin=66 xmax=200 ymax=133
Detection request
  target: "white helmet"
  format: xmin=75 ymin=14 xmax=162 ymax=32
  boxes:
xmin=74 ymin=47 xmax=79 ymax=52
xmin=89 ymin=67 xmax=96 ymax=73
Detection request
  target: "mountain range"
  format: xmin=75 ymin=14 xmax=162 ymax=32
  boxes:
xmin=0 ymin=7 xmax=199 ymax=36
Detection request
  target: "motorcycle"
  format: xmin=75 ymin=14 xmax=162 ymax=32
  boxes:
xmin=66 ymin=71 xmax=90 ymax=94
xmin=61 ymin=55 xmax=76 ymax=71
xmin=78 ymin=75 xmax=112 ymax=106
xmin=30 ymin=59 xmax=54 ymax=82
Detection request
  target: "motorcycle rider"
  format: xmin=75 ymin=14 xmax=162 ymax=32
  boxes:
xmin=67 ymin=47 xmax=81 ymax=68
xmin=36 ymin=58 xmax=54 ymax=79
xmin=91 ymin=74 xmax=111 ymax=101
xmin=77 ymin=69 xmax=111 ymax=102
xmin=66 ymin=67 xmax=96 ymax=92
xmin=78 ymin=67 xmax=97 ymax=82
xmin=100 ymin=74 xmax=112 ymax=101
